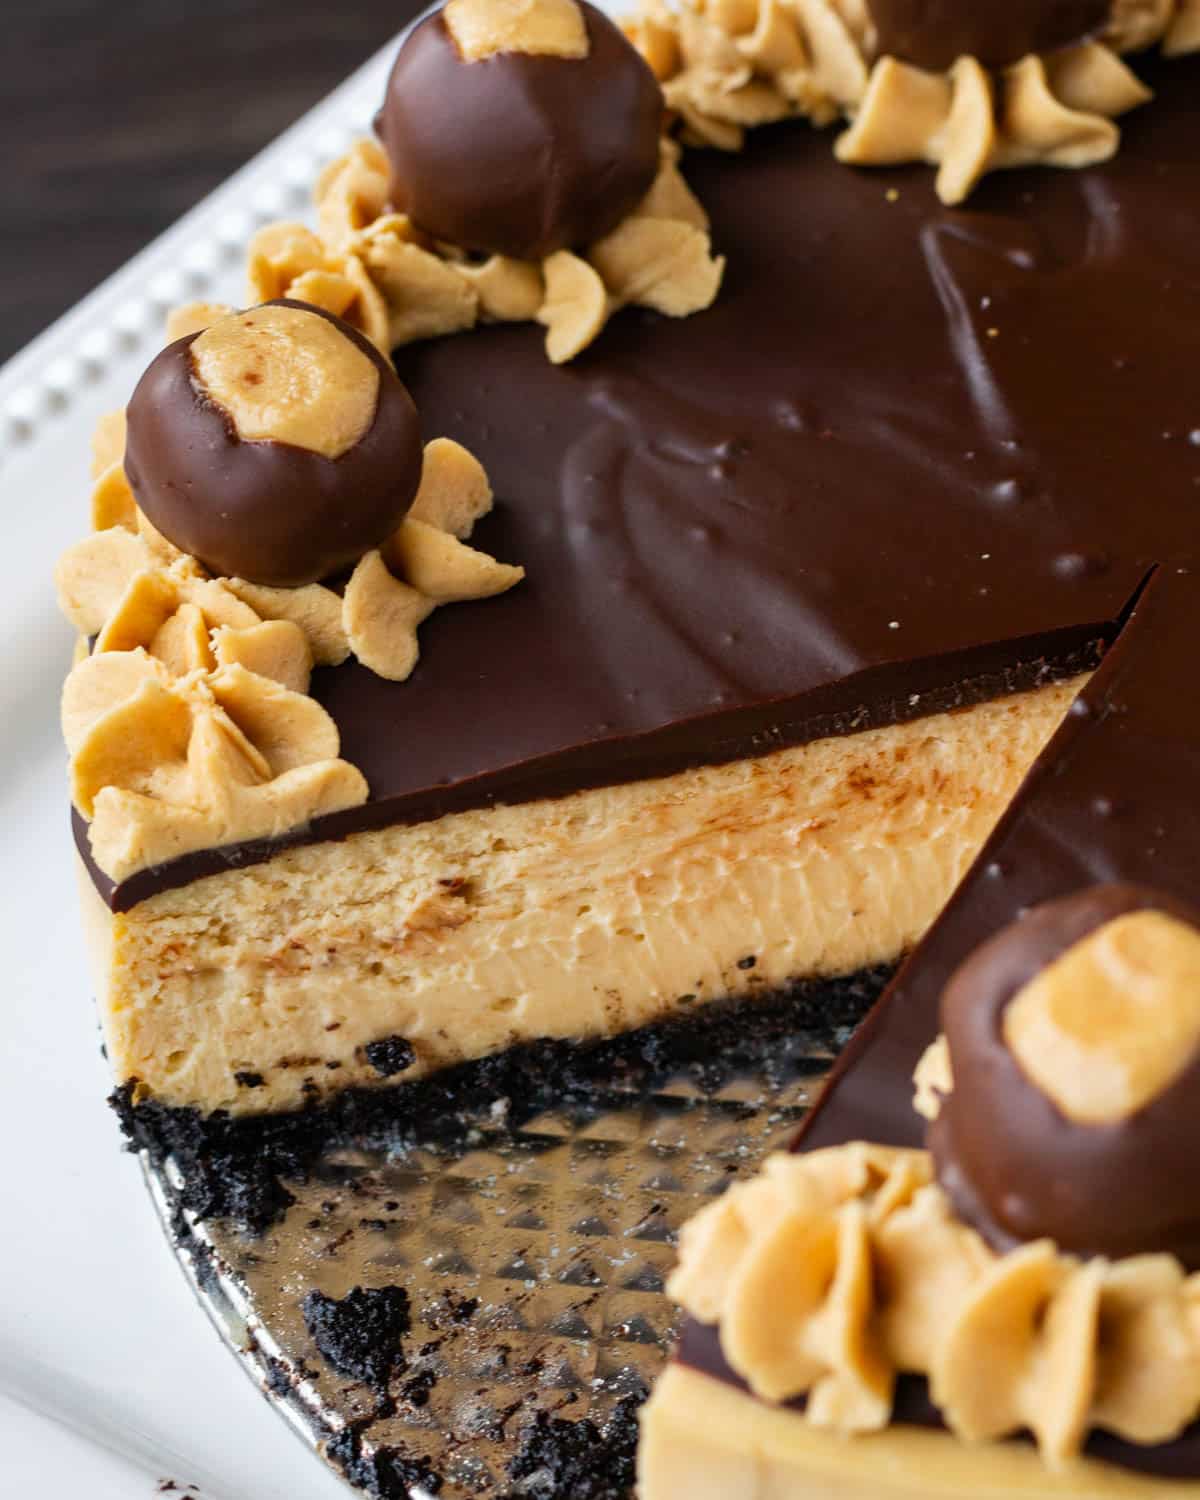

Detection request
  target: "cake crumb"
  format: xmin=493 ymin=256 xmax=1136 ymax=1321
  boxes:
xmin=302 ymin=1284 xmax=411 ymax=1390
xmin=363 ymin=1036 xmax=417 ymax=1077
xmin=500 ymin=1383 xmax=648 ymax=1500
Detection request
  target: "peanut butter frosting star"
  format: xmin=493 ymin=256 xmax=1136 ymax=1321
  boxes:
xmin=54 ymin=303 xmax=527 ymax=879
xmin=836 ymin=42 xmax=1152 ymax=204
xmin=624 ymin=0 xmax=1200 ymax=204
xmin=258 ymin=135 xmax=724 ymax=366
xmin=669 ymin=1145 xmax=1200 ymax=1466
xmin=63 ymin=304 xmax=524 ymax=682
xmin=63 ymin=650 xmax=367 ymax=883
xmin=666 ymin=886 xmax=1200 ymax=1469
xmin=58 ymin=396 xmax=521 ymax=688
xmin=249 ymin=0 xmax=724 ymax=365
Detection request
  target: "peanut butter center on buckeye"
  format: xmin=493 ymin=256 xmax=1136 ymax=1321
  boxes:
xmin=1003 ymin=910 xmax=1200 ymax=1125
xmin=444 ymin=0 xmax=589 ymax=61
xmin=191 ymin=305 xmax=379 ymax=460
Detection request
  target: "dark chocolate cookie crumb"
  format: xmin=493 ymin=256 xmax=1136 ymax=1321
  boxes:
xmin=502 ymin=1384 xmax=648 ymax=1500
xmin=364 ymin=1036 xmax=417 ymax=1078
xmin=445 ymin=1292 xmax=479 ymax=1325
xmin=264 ymin=1356 xmax=295 ymax=1401
xmin=302 ymin=1285 xmax=411 ymax=1390
xmin=326 ymin=1425 xmax=444 ymax=1498
xmin=112 ymin=1084 xmax=298 ymax=1234
xmin=113 ymin=966 xmax=892 ymax=1236
xmin=401 ymin=1368 xmax=438 ymax=1408
xmin=233 ymin=1070 xmax=265 ymax=1089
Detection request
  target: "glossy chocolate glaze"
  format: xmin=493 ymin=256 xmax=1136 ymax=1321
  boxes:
xmin=681 ymin=567 xmax=1200 ymax=1478
xmin=800 ymin=569 xmax=1200 ymax=1165
xmin=84 ymin=54 xmax=1200 ymax=911
xmin=932 ymin=883 xmax=1200 ymax=1268
xmin=376 ymin=2 xmax=662 ymax=260
xmin=125 ymin=301 xmax=422 ymax=587
xmin=868 ymin=0 xmax=1110 ymax=71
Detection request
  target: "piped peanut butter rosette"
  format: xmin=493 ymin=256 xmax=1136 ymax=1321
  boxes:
xmin=624 ymin=0 xmax=1200 ymax=204
xmin=666 ymin=884 xmax=1200 ymax=1468
xmin=247 ymin=0 xmax=724 ymax=365
xmin=56 ymin=301 xmax=524 ymax=881
xmin=62 ymin=651 xmax=366 ymax=885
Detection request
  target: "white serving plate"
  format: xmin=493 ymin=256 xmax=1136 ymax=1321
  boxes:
xmin=1 ymin=10 xmax=826 ymax=1496
xmin=0 ymin=28 xmax=406 ymax=1499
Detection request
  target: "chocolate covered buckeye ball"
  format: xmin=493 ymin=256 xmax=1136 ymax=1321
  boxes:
xmin=376 ymin=0 xmax=663 ymax=261
xmin=928 ymin=884 xmax=1200 ymax=1267
xmin=125 ymin=301 xmax=422 ymax=588
xmin=868 ymin=0 xmax=1111 ymax=72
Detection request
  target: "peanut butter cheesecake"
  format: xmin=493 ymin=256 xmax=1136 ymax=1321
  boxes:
xmin=643 ymin=568 xmax=1200 ymax=1493
xmin=58 ymin=0 xmax=1199 ymax=1157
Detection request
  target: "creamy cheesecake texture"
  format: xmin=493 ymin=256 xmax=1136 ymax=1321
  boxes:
xmin=639 ymin=1366 xmax=1200 ymax=1499
xmin=83 ymin=680 xmax=1078 ymax=1115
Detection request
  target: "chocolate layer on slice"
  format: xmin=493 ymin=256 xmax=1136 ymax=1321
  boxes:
xmin=679 ymin=564 xmax=1200 ymax=1478
xmin=81 ymin=52 xmax=1200 ymax=910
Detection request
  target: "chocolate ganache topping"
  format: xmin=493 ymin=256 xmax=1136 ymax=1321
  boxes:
xmin=81 ymin=53 xmax=1200 ymax=913
xmin=929 ymin=883 xmax=1200 ymax=1268
xmin=125 ymin=301 xmax=422 ymax=588
xmin=867 ymin=0 xmax=1113 ymax=72
xmin=375 ymin=0 xmax=662 ymax=261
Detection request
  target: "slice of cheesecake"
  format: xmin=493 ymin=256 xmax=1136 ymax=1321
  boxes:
xmin=641 ymin=568 xmax=1200 ymax=1495
xmin=80 ymin=677 xmax=1080 ymax=1115
xmin=65 ymin=36 xmax=1200 ymax=1135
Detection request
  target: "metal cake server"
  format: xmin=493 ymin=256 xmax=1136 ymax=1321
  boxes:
xmin=140 ymin=986 xmax=871 ymax=1498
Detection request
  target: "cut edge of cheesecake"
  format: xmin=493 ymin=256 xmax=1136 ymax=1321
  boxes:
xmin=642 ymin=567 xmax=1200 ymax=1492
xmin=85 ymin=675 xmax=1084 ymax=1118
xmin=638 ymin=1365 xmax=1196 ymax=1499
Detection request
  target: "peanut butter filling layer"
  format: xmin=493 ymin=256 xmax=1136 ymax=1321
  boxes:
xmin=82 ymin=679 xmax=1078 ymax=1115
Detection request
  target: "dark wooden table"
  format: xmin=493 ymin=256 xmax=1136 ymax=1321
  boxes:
xmin=3 ymin=0 xmax=427 ymax=365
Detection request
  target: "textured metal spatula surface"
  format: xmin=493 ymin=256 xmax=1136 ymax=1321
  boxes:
xmin=142 ymin=974 xmax=884 ymax=1498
